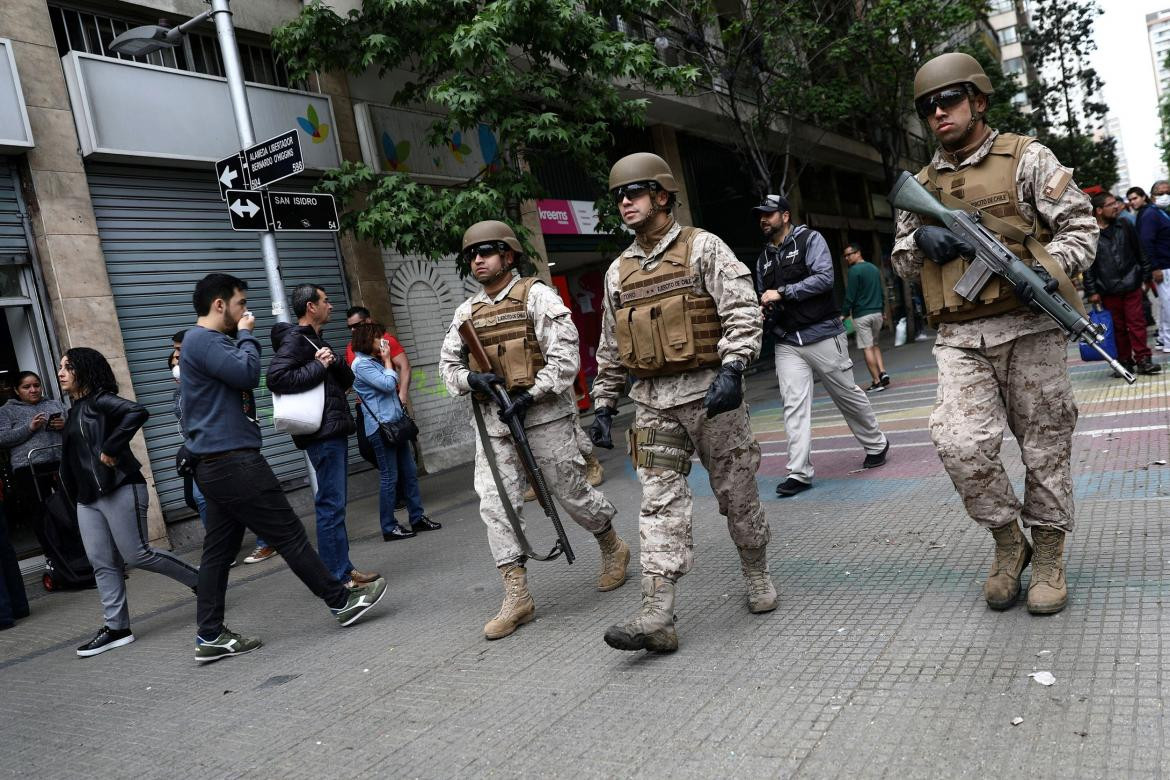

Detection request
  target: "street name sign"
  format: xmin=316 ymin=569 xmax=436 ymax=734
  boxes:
xmin=243 ymin=129 xmax=304 ymax=189
xmin=267 ymin=191 xmax=339 ymax=232
xmin=225 ymin=189 xmax=269 ymax=231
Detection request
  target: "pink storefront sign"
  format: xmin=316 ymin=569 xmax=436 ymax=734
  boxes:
xmin=537 ymin=199 xmax=578 ymax=234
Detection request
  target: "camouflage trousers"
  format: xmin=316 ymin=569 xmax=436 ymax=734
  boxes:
xmin=930 ymin=328 xmax=1078 ymax=532
xmin=474 ymin=414 xmax=616 ymax=567
xmin=634 ymin=398 xmax=768 ymax=580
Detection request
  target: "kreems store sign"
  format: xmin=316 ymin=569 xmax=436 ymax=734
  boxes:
xmin=61 ymin=52 xmax=341 ymax=168
xmin=537 ymin=199 xmax=607 ymax=235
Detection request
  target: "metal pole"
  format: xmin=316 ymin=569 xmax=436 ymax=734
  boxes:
xmin=209 ymin=0 xmax=317 ymax=493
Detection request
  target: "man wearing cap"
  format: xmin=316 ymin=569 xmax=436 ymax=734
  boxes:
xmin=588 ymin=152 xmax=774 ymax=654
xmin=438 ymin=220 xmax=630 ymax=641
xmin=753 ymin=195 xmax=890 ymax=498
xmin=891 ymin=53 xmax=1097 ymax=616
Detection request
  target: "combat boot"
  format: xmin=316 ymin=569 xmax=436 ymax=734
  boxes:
xmin=604 ymin=576 xmax=678 ymax=653
xmin=484 ymin=563 xmax=535 ymax=640
xmin=738 ymin=546 xmax=779 ymax=613
xmin=1027 ymin=527 xmax=1068 ymax=615
xmin=594 ymin=525 xmax=630 ymax=591
xmin=985 ymin=522 xmax=1031 ymax=610
xmin=584 ymin=452 xmax=604 ymax=486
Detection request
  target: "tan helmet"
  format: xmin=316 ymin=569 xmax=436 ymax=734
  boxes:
xmin=913 ymin=52 xmax=994 ymax=101
xmin=608 ymin=152 xmax=680 ymax=193
xmin=461 ymin=220 xmax=522 ymax=254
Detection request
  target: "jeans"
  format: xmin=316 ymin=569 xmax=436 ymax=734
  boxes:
xmin=0 ymin=505 xmax=29 ymax=626
xmin=369 ymin=429 xmax=424 ymax=533
xmin=194 ymin=449 xmax=347 ymax=640
xmin=305 ymin=436 xmax=354 ymax=583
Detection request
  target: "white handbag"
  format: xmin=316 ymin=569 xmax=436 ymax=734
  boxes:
xmin=272 ymin=381 xmax=325 ymax=434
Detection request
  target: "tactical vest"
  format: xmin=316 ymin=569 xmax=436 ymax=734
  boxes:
xmin=757 ymin=227 xmax=841 ymax=336
xmin=916 ymin=133 xmax=1053 ymax=325
xmin=467 ymin=277 xmax=545 ymax=392
xmin=613 ymin=227 xmax=722 ymax=379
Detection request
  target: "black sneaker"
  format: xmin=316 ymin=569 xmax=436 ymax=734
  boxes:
xmin=77 ymin=626 xmax=135 ymax=657
xmin=880 ymin=372 xmax=891 ymax=387
xmin=1136 ymin=358 xmax=1161 ymax=375
xmin=862 ymin=440 xmax=890 ymax=469
xmin=411 ymin=515 xmax=442 ymax=532
xmin=866 ymin=382 xmax=885 ymax=392
xmin=382 ymin=526 xmax=416 ymax=541
xmin=775 ymin=477 xmax=812 ymax=497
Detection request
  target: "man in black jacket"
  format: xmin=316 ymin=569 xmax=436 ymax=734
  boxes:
xmin=1086 ymin=193 xmax=1161 ymax=377
xmin=267 ymin=284 xmax=380 ymax=587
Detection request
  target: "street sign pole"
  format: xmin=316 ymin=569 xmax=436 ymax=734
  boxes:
xmin=209 ymin=0 xmax=317 ymax=491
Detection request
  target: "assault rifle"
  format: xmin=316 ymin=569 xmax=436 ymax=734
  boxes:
xmin=890 ymin=172 xmax=1136 ymax=384
xmin=458 ymin=320 xmax=575 ymax=564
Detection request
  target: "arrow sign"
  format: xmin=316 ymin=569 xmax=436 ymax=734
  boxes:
xmin=214 ymin=153 xmax=247 ymax=201
xmin=224 ymin=189 xmax=269 ymax=231
xmin=243 ymin=129 xmax=304 ymax=189
xmin=267 ymin=191 xmax=339 ymax=232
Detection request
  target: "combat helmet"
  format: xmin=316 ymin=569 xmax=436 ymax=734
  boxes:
xmin=608 ymin=153 xmax=680 ymax=193
xmin=462 ymin=220 xmax=522 ymax=254
xmin=913 ymin=52 xmax=994 ymax=100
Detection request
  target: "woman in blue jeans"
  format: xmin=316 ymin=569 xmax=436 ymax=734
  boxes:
xmin=349 ymin=323 xmax=433 ymax=541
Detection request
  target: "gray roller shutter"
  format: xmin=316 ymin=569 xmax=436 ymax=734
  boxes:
xmin=0 ymin=161 xmax=28 ymax=256
xmin=86 ymin=163 xmax=363 ymax=519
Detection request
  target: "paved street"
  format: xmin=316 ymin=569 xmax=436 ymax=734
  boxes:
xmin=1 ymin=336 xmax=1167 ymax=778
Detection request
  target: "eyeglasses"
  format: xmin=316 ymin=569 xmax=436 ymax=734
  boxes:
xmin=611 ymin=181 xmax=659 ymax=204
xmin=915 ymin=86 xmax=970 ymax=119
xmin=464 ymin=241 xmax=508 ymax=262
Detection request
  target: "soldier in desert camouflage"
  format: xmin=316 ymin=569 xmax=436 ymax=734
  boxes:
xmin=588 ymin=153 xmax=773 ymax=653
xmin=891 ymin=53 xmax=1098 ymax=615
xmin=439 ymin=221 xmax=631 ymax=641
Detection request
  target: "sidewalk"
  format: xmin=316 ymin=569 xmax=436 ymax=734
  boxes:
xmin=1 ymin=337 xmax=1167 ymax=778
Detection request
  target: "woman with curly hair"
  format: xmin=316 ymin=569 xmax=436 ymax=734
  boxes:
xmin=58 ymin=347 xmax=199 ymax=657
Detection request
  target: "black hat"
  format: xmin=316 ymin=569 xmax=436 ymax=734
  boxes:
xmin=752 ymin=194 xmax=790 ymax=214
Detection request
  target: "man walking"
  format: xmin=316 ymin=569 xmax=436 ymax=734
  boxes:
xmin=266 ymin=284 xmax=381 ymax=587
xmin=438 ymin=220 xmax=630 ymax=641
xmin=892 ymin=53 xmax=1098 ymax=615
xmin=589 ymin=153 xmax=775 ymax=654
xmin=1127 ymin=186 xmax=1170 ymax=354
xmin=181 ymin=273 xmax=387 ymax=662
xmin=842 ymin=243 xmax=892 ymax=392
xmin=1084 ymin=193 xmax=1160 ymax=377
xmin=753 ymin=195 xmax=890 ymax=498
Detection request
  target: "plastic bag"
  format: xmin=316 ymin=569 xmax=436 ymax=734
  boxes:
xmin=894 ymin=317 xmax=907 ymax=347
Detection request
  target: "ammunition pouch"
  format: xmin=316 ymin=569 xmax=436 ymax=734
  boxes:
xmin=627 ymin=426 xmax=694 ymax=475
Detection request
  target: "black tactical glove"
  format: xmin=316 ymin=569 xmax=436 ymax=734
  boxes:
xmin=1014 ymin=271 xmax=1059 ymax=311
xmin=589 ymin=406 xmax=616 ymax=449
xmin=704 ymin=361 xmax=745 ymax=418
xmin=466 ymin=371 xmax=503 ymax=396
xmin=497 ymin=390 xmax=534 ymax=426
xmin=914 ymin=226 xmax=976 ymax=265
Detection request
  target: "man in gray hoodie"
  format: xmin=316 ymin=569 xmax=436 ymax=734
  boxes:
xmin=752 ymin=195 xmax=890 ymax=496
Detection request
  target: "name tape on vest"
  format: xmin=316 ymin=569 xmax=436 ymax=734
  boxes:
xmin=472 ymin=310 xmax=529 ymax=329
xmin=619 ymin=274 xmax=699 ymax=306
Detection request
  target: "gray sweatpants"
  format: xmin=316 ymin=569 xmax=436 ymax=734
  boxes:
xmin=774 ymin=332 xmax=887 ymax=483
xmin=77 ymin=482 xmax=199 ymax=630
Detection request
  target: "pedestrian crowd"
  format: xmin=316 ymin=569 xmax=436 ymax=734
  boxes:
xmin=0 ymin=51 xmax=1151 ymax=660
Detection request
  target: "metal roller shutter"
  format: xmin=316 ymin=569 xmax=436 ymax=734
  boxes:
xmin=0 ymin=161 xmax=28 ymax=257
xmin=86 ymin=163 xmax=363 ymax=519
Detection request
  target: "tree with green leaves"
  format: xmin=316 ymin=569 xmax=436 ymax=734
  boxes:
xmin=960 ymin=41 xmax=1037 ymax=138
xmin=1022 ymin=0 xmax=1117 ymax=189
xmin=273 ymin=1 xmax=697 ymax=273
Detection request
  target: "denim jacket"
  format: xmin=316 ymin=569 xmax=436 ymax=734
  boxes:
xmin=351 ymin=354 xmax=402 ymax=437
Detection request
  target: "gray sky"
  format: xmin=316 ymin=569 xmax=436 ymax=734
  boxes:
xmin=1095 ymin=0 xmax=1168 ymax=187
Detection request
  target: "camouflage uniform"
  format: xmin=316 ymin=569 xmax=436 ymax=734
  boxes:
xmin=593 ymin=220 xmax=767 ymax=579
xmin=891 ymin=130 xmax=1098 ymax=532
xmin=440 ymin=274 xmax=616 ymax=565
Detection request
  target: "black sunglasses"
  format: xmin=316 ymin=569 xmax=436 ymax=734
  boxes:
xmin=915 ymin=86 xmax=970 ymax=119
xmin=611 ymin=181 xmax=660 ymax=204
xmin=464 ymin=241 xmax=508 ymax=261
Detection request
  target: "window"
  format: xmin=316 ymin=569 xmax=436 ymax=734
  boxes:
xmin=48 ymin=5 xmax=301 ymax=89
xmin=1011 ymin=90 xmax=1028 ymax=107
xmin=996 ymin=25 xmax=1019 ymax=45
xmin=1003 ymin=57 xmax=1025 ymax=75
xmin=988 ymin=0 xmax=1015 ymax=13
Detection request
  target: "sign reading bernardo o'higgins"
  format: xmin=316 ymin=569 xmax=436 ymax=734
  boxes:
xmin=61 ymin=51 xmax=341 ymax=170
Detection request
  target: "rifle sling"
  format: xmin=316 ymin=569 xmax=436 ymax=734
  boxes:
xmin=927 ymin=178 xmax=1087 ymax=319
xmin=471 ymin=401 xmax=560 ymax=563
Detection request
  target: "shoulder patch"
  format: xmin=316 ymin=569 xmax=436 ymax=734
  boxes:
xmin=1041 ymin=166 xmax=1073 ymax=202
